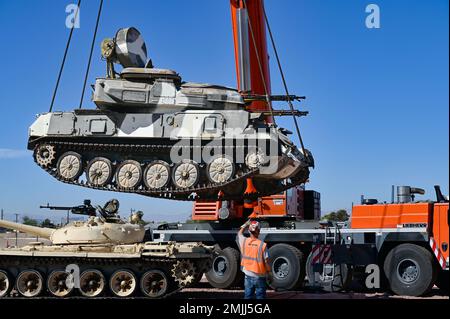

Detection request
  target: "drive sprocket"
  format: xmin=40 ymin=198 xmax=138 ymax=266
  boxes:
xmin=171 ymin=260 xmax=196 ymax=287
xmin=34 ymin=144 xmax=56 ymax=168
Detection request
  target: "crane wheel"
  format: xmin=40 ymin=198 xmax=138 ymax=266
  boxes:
xmin=383 ymin=243 xmax=437 ymax=296
xmin=205 ymin=247 xmax=242 ymax=289
xmin=268 ymin=244 xmax=305 ymax=290
xmin=305 ymin=251 xmax=352 ymax=292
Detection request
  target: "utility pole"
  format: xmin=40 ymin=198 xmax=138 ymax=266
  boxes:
xmin=0 ymin=209 xmax=3 ymax=235
xmin=14 ymin=213 xmax=19 ymax=247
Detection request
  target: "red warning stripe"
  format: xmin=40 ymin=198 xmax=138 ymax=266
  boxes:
xmin=311 ymin=244 xmax=332 ymax=264
xmin=311 ymin=244 xmax=321 ymax=264
xmin=430 ymin=237 xmax=446 ymax=270
xmin=321 ymin=245 xmax=332 ymax=264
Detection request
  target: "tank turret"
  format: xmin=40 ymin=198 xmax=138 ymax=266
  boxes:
xmin=27 ymin=27 xmax=314 ymax=201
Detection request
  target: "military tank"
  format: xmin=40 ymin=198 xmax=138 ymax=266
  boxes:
xmin=0 ymin=200 xmax=212 ymax=298
xmin=28 ymin=27 xmax=314 ymax=201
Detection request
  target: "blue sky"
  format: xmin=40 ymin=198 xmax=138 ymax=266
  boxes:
xmin=0 ymin=0 xmax=448 ymax=222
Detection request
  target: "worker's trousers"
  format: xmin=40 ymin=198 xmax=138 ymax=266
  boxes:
xmin=244 ymin=275 xmax=266 ymax=299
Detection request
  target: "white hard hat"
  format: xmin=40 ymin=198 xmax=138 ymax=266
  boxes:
xmin=249 ymin=221 xmax=260 ymax=232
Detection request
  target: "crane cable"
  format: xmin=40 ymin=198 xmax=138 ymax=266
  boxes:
xmin=262 ymin=5 xmax=309 ymax=160
xmin=242 ymin=0 xmax=276 ymax=125
xmin=49 ymin=0 xmax=81 ymax=112
xmin=79 ymin=0 xmax=104 ymax=109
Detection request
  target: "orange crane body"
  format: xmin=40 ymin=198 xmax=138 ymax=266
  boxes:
xmin=230 ymin=0 xmax=272 ymax=114
xmin=352 ymin=201 xmax=449 ymax=268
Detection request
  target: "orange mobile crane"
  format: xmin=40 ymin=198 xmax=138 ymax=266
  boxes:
xmin=153 ymin=0 xmax=449 ymax=297
xmin=157 ymin=183 xmax=448 ymax=296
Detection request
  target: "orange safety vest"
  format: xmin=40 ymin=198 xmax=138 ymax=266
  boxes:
xmin=240 ymin=237 xmax=268 ymax=275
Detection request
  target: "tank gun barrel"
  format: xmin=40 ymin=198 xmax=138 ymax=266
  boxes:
xmin=0 ymin=219 xmax=54 ymax=239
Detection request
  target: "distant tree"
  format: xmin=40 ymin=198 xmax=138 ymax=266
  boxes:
xmin=321 ymin=209 xmax=349 ymax=222
xmin=336 ymin=209 xmax=350 ymax=221
xmin=22 ymin=216 xmax=39 ymax=226
xmin=40 ymin=218 xmax=56 ymax=228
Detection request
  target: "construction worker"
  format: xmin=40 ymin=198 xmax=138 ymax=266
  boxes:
xmin=237 ymin=219 xmax=271 ymax=299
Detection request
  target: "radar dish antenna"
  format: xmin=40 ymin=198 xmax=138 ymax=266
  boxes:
xmin=114 ymin=27 xmax=148 ymax=68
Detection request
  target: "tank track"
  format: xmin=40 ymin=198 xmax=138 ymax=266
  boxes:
xmin=34 ymin=141 xmax=309 ymax=201
xmin=0 ymin=255 xmax=206 ymax=299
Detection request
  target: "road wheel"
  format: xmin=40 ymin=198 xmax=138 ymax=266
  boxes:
xmin=268 ymin=244 xmax=305 ymax=290
xmin=140 ymin=270 xmax=168 ymax=298
xmin=0 ymin=270 xmax=11 ymax=298
xmin=116 ymin=160 xmax=142 ymax=189
xmin=86 ymin=157 xmax=113 ymax=187
xmin=79 ymin=269 xmax=106 ymax=298
xmin=206 ymin=247 xmax=242 ymax=289
xmin=16 ymin=270 xmax=44 ymax=297
xmin=47 ymin=270 xmax=73 ymax=297
xmin=172 ymin=160 xmax=200 ymax=189
xmin=207 ymin=155 xmax=234 ymax=184
xmin=57 ymin=151 xmax=83 ymax=181
xmin=435 ymin=270 xmax=449 ymax=293
xmin=144 ymin=161 xmax=171 ymax=189
xmin=306 ymin=251 xmax=352 ymax=292
xmin=110 ymin=270 xmax=137 ymax=297
xmin=384 ymin=244 xmax=437 ymax=296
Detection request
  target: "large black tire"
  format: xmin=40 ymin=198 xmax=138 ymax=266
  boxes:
xmin=268 ymin=244 xmax=305 ymax=290
xmin=383 ymin=244 xmax=437 ymax=296
xmin=205 ymin=247 xmax=242 ymax=289
xmin=306 ymin=251 xmax=352 ymax=292
xmin=435 ymin=270 xmax=449 ymax=293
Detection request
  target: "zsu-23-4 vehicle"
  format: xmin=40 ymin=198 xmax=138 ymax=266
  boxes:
xmin=28 ymin=27 xmax=314 ymax=202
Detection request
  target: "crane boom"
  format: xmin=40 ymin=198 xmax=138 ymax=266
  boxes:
xmin=230 ymin=0 xmax=272 ymax=118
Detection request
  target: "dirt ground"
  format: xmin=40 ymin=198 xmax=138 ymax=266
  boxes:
xmin=177 ymin=279 xmax=448 ymax=300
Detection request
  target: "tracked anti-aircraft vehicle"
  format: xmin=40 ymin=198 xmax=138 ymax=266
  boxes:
xmin=28 ymin=27 xmax=313 ymax=201
xmin=0 ymin=199 xmax=212 ymax=298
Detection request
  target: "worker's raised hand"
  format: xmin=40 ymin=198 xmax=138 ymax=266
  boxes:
xmin=240 ymin=219 xmax=252 ymax=229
